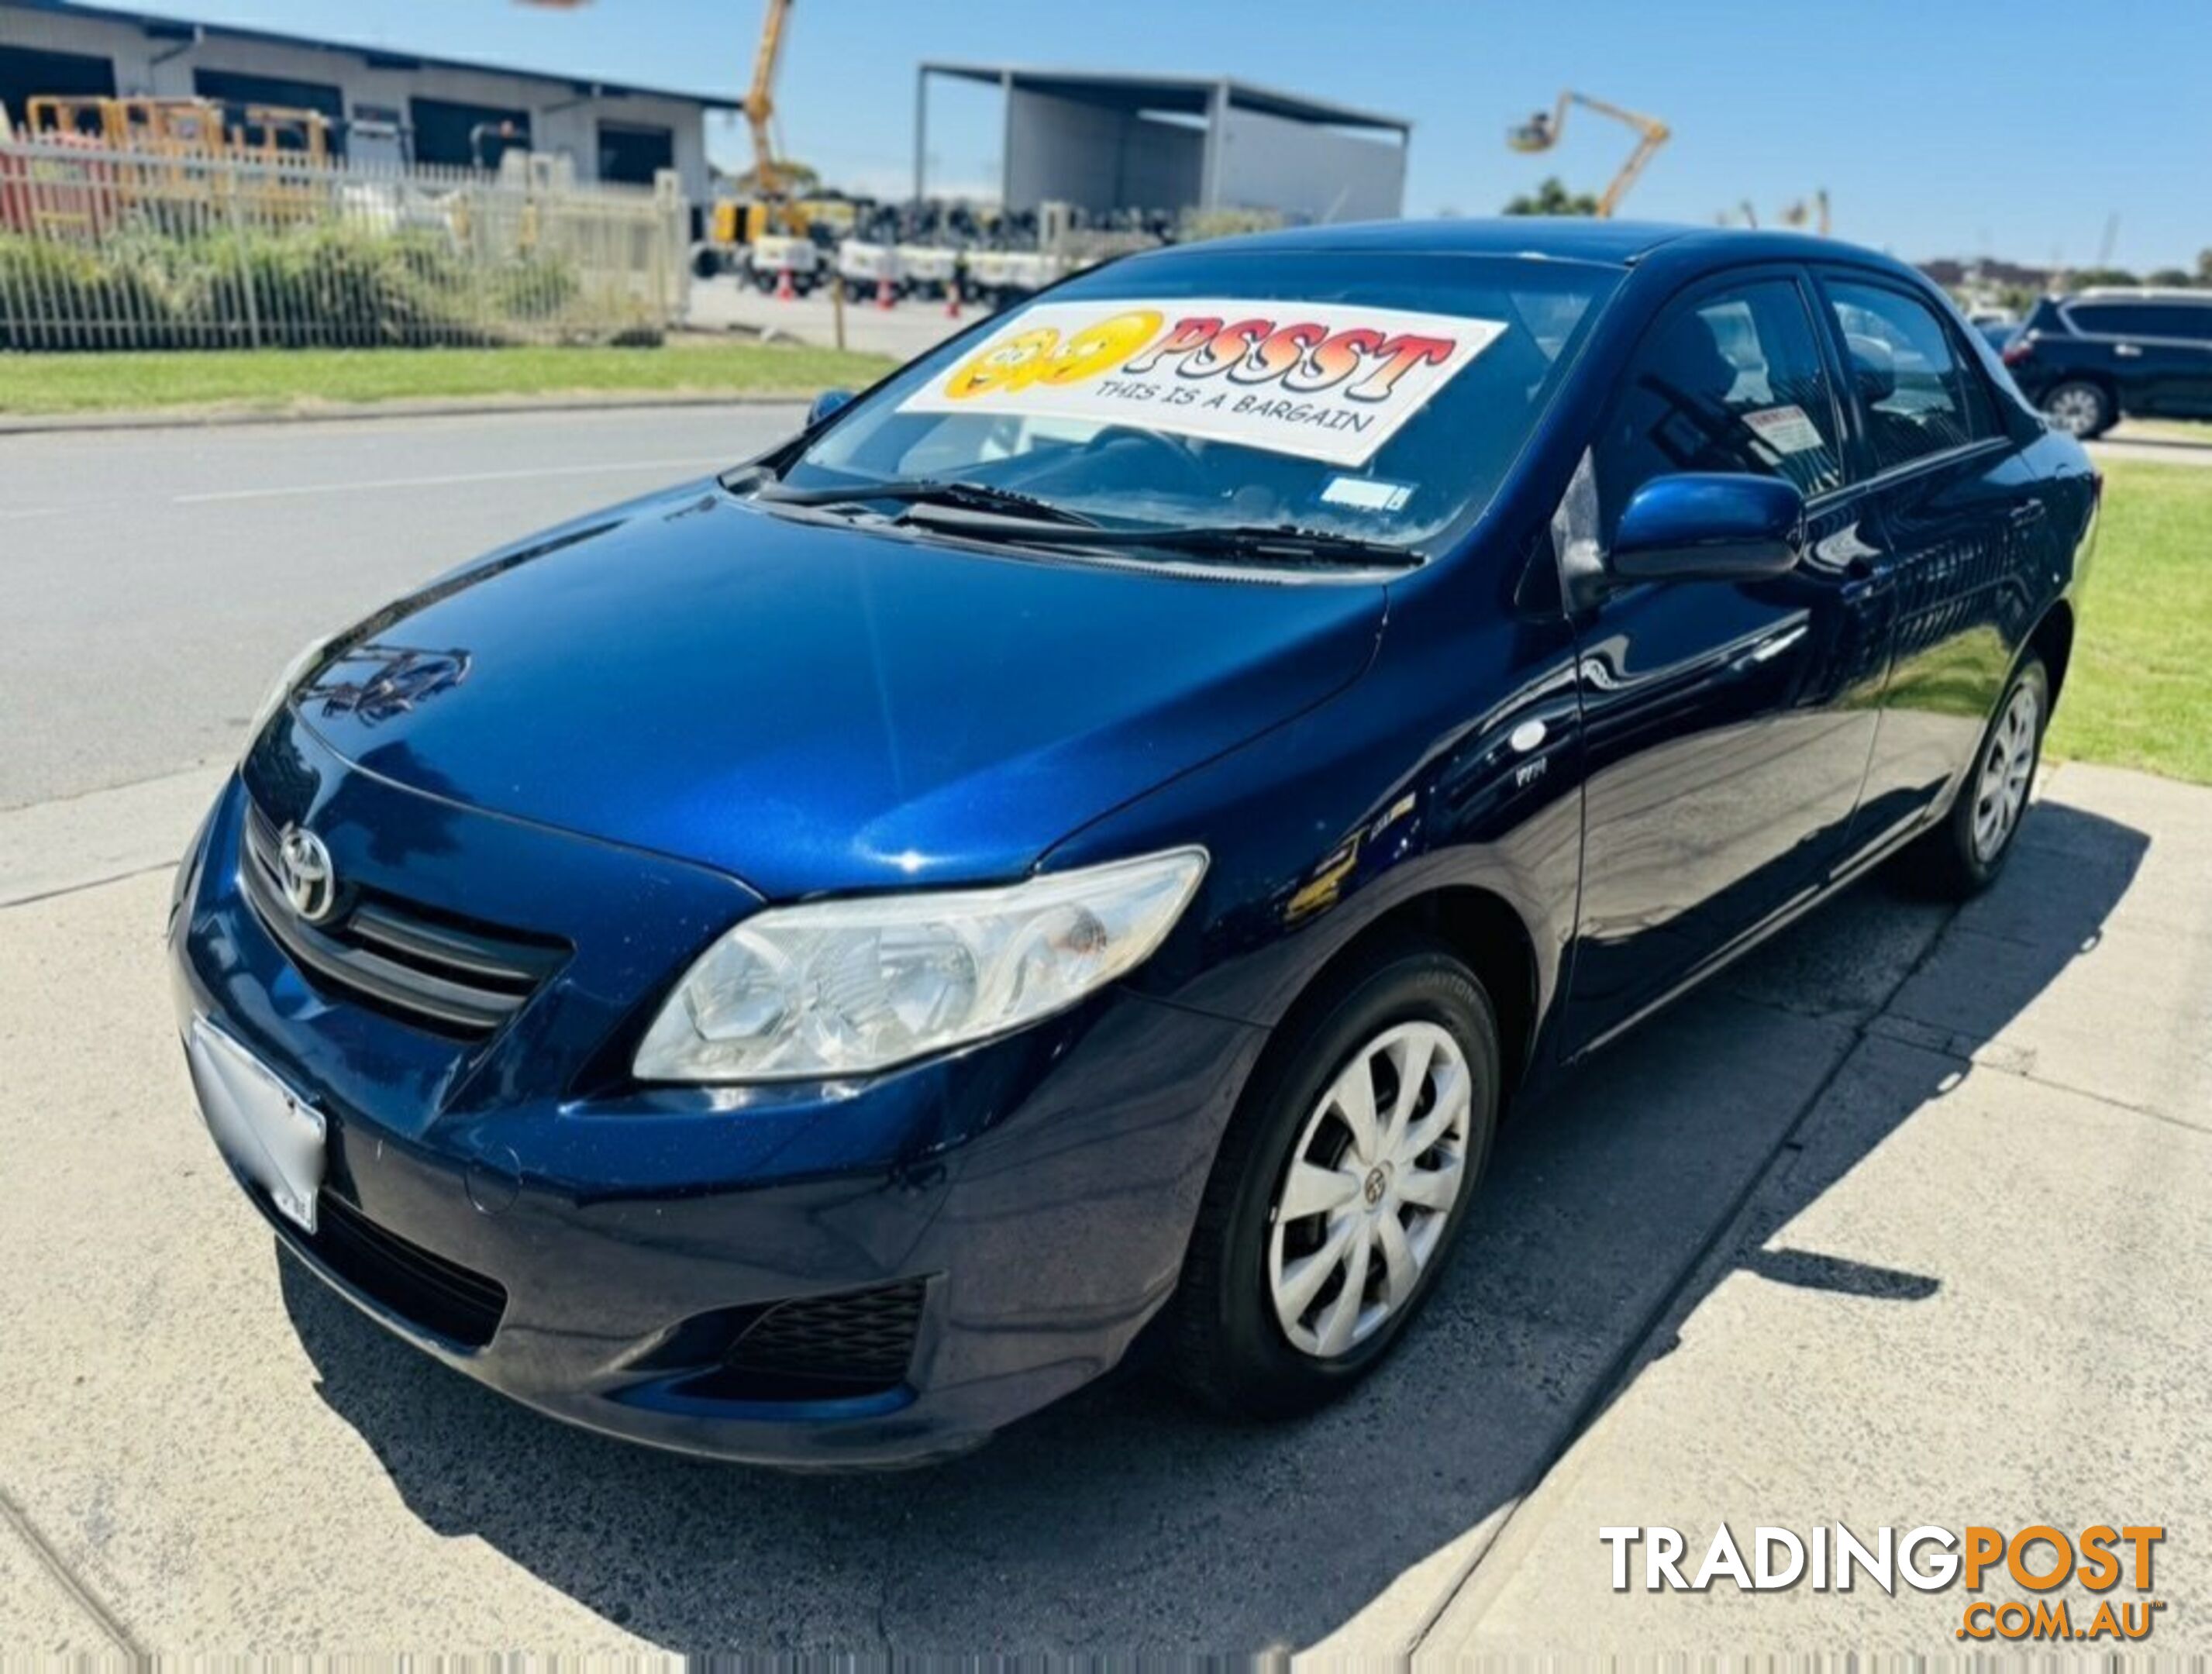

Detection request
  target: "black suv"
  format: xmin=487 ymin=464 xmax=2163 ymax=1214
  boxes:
xmin=2004 ymin=288 xmax=2212 ymax=437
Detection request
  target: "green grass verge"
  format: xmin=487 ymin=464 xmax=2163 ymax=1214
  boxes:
xmin=2046 ymin=459 xmax=2212 ymax=785
xmin=0 ymin=342 xmax=897 ymax=416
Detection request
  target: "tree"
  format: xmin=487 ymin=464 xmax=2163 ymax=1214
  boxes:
xmin=1504 ymin=176 xmax=1600 ymax=217
xmin=2198 ymin=248 xmax=2212 ymax=285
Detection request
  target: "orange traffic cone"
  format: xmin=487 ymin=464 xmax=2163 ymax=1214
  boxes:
xmin=774 ymin=266 xmax=795 ymax=302
xmin=875 ymin=274 xmax=896 ymax=310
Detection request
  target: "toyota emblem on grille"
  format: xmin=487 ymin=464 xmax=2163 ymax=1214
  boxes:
xmin=275 ymin=825 xmax=337 ymax=923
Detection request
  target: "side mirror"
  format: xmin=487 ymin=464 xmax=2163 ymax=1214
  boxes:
xmin=807 ymin=388 xmax=855 ymax=427
xmin=1610 ymin=473 xmax=1803 ymax=584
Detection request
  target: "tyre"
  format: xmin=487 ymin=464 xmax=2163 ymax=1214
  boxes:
xmin=1166 ymin=936 xmax=1501 ymax=1419
xmin=1902 ymin=654 xmax=2049 ymax=898
xmin=2041 ymin=380 xmax=2114 ymax=439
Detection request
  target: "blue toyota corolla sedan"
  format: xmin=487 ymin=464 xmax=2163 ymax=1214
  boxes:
xmin=171 ymin=221 xmax=2097 ymax=1467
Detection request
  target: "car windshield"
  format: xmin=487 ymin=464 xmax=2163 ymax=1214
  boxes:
xmin=769 ymin=249 xmax=1621 ymax=554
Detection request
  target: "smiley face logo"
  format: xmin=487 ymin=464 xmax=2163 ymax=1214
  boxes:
xmin=942 ymin=309 xmax=1164 ymax=399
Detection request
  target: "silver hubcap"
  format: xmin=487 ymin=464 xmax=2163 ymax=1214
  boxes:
xmin=1267 ymin=1021 xmax=1472 ymax=1359
xmin=2045 ymin=387 xmax=2103 ymax=436
xmin=1973 ymin=680 xmax=2040 ymax=862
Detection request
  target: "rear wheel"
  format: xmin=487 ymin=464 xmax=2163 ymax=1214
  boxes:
xmin=2041 ymin=380 xmax=2114 ymax=439
xmin=1901 ymin=655 xmax=2048 ymax=898
xmin=1166 ymin=938 xmax=1500 ymax=1418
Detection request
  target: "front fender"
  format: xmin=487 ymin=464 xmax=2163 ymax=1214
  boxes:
xmin=1043 ymin=574 xmax=1586 ymax=1063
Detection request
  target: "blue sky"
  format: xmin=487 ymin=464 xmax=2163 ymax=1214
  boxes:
xmin=67 ymin=0 xmax=2212 ymax=269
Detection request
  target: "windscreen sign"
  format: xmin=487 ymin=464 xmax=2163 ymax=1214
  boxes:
xmin=898 ymin=300 xmax=1507 ymax=467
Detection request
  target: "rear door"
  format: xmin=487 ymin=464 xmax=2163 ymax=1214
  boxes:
xmin=1816 ymin=271 xmax=2041 ymax=850
xmin=1563 ymin=268 xmax=1893 ymax=1051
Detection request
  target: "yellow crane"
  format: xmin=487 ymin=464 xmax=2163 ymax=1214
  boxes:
xmin=515 ymin=0 xmax=805 ymax=263
xmin=1507 ymin=91 xmax=1670 ymax=218
xmin=742 ymin=0 xmax=794 ymax=207
xmin=1781 ymin=190 xmax=1832 ymax=236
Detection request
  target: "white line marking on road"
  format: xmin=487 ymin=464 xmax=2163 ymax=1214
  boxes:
xmin=174 ymin=456 xmax=734 ymax=505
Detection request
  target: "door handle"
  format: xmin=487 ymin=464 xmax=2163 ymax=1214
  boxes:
xmin=1730 ymin=623 xmax=1809 ymax=673
xmin=2114 ymin=343 xmax=2144 ymax=358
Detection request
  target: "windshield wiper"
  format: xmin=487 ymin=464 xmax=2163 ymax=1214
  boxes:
xmin=755 ymin=477 xmax=1102 ymax=527
xmin=1110 ymin=523 xmax=1423 ymax=568
xmin=892 ymin=505 xmax=1422 ymax=570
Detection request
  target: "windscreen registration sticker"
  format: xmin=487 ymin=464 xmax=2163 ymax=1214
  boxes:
xmin=898 ymin=299 xmax=1507 ymax=467
xmin=1742 ymin=404 xmax=1825 ymax=455
xmin=1321 ymin=476 xmax=1414 ymax=512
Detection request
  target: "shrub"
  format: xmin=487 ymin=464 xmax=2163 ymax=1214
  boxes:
xmin=1 ymin=208 xmax=603 ymax=348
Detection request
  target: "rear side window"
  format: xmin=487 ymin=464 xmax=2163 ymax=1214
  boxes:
xmin=1595 ymin=277 xmax=1845 ymax=528
xmin=2069 ymin=301 xmax=2212 ymax=343
xmin=1826 ymin=280 xmax=1996 ymax=470
xmin=2154 ymin=306 xmax=2212 ymax=344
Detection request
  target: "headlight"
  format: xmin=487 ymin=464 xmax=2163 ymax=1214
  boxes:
xmin=243 ymin=634 xmax=336 ymax=758
xmin=634 ymin=847 xmax=1208 ymax=1083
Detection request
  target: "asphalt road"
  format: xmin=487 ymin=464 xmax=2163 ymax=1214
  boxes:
xmin=0 ymin=404 xmax=805 ymax=810
xmin=2 ymin=408 xmax=2208 ymax=1655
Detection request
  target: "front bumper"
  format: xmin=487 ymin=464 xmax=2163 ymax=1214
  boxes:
xmin=170 ymin=727 xmax=1266 ymax=1468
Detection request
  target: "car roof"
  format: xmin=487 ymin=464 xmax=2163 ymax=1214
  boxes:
xmin=1137 ymin=217 xmax=1923 ymax=280
xmin=2069 ymin=287 xmax=2212 ymax=304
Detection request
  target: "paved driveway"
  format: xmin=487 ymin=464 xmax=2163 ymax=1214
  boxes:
xmin=2090 ymin=423 xmax=2212 ymax=469
xmin=687 ymin=274 xmax=971 ymax=362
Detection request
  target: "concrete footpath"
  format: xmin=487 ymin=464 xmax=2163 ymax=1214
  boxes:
xmin=1399 ymin=760 xmax=2212 ymax=1655
xmin=0 ymin=761 xmax=2206 ymax=1657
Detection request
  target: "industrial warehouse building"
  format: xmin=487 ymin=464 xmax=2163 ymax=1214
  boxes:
xmin=915 ymin=64 xmax=1411 ymax=224
xmin=0 ymin=0 xmax=732 ymax=197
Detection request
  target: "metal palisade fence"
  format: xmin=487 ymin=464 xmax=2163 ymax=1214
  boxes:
xmin=0 ymin=138 xmax=688 ymax=350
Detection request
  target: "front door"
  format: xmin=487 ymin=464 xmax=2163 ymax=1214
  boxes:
xmin=1565 ymin=270 xmax=1892 ymax=1053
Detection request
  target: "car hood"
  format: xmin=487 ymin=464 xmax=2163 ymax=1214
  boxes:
xmin=293 ymin=483 xmax=1386 ymax=899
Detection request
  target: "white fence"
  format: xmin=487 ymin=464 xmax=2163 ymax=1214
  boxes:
xmin=0 ymin=140 xmax=689 ymax=350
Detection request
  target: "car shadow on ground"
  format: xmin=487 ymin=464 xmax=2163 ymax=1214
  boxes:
xmin=279 ymin=801 xmax=2147 ymax=1652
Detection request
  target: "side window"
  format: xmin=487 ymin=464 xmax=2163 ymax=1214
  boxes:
xmin=2071 ymin=302 xmax=2166 ymax=337
xmin=1826 ymin=280 xmax=1996 ymax=470
xmin=1596 ymin=278 xmax=1844 ymax=532
xmin=2063 ymin=304 xmax=2126 ymax=337
xmin=2134 ymin=305 xmax=2212 ymax=344
xmin=2066 ymin=302 xmax=2212 ymax=341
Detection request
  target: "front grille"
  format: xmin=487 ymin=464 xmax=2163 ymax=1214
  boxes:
xmin=240 ymin=803 xmax=566 ymax=1038
xmin=718 ymin=1279 xmax=928 ymax=1399
xmin=305 ymin=1191 xmax=508 ymax=1349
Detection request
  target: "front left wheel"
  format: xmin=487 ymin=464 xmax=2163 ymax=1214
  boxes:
xmin=1164 ymin=938 xmax=1501 ymax=1419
